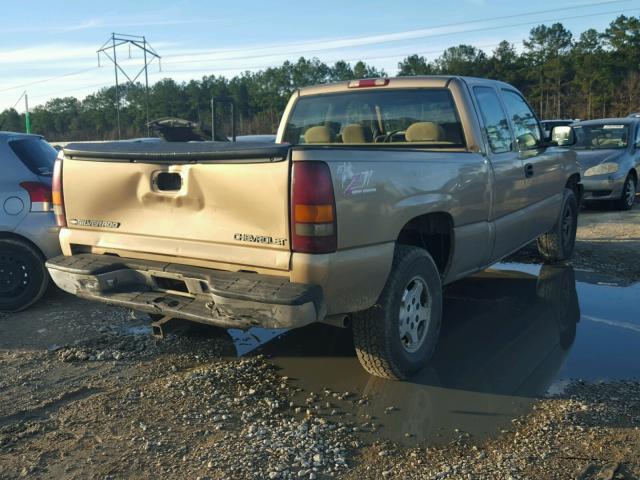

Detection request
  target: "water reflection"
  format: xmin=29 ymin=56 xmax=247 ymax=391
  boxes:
xmin=243 ymin=265 xmax=581 ymax=444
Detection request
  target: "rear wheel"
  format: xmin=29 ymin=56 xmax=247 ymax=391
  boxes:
xmin=352 ymin=245 xmax=442 ymax=380
xmin=616 ymin=174 xmax=636 ymax=211
xmin=537 ymin=188 xmax=578 ymax=263
xmin=0 ymin=239 xmax=49 ymax=312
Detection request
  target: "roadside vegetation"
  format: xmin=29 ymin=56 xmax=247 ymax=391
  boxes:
xmin=1 ymin=16 xmax=639 ymax=141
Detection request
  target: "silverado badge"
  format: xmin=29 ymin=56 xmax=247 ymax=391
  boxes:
xmin=69 ymin=219 xmax=121 ymax=229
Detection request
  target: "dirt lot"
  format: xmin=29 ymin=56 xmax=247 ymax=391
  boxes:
xmin=0 ymin=203 xmax=639 ymax=480
xmin=509 ymin=204 xmax=640 ymax=282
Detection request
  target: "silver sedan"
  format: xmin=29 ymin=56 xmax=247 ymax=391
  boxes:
xmin=564 ymin=118 xmax=639 ymax=210
xmin=0 ymin=132 xmax=60 ymax=311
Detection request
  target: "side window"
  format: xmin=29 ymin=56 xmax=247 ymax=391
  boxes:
xmin=635 ymin=124 xmax=640 ymax=146
xmin=473 ymin=86 xmax=512 ymax=154
xmin=501 ymin=90 xmax=541 ymax=150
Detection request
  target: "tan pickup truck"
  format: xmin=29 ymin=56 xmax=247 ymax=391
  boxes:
xmin=46 ymin=76 xmax=582 ymax=379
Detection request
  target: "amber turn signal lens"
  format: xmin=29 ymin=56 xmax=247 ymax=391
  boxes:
xmin=294 ymin=204 xmax=334 ymax=223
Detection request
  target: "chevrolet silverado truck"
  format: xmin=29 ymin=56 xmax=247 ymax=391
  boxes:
xmin=46 ymin=76 xmax=582 ymax=380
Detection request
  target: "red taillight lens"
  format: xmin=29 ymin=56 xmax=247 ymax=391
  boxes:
xmin=291 ymin=161 xmax=337 ymax=253
xmin=52 ymin=157 xmax=66 ymax=227
xmin=19 ymin=182 xmax=52 ymax=212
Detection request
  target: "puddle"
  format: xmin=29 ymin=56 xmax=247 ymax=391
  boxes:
xmin=225 ymin=263 xmax=640 ymax=446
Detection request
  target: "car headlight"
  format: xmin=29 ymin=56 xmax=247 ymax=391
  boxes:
xmin=584 ymin=162 xmax=619 ymax=176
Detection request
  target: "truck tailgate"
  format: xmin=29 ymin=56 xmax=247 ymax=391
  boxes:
xmin=60 ymin=142 xmax=292 ymax=271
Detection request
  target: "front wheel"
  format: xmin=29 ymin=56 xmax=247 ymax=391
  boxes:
xmin=352 ymin=245 xmax=442 ymax=380
xmin=616 ymin=174 xmax=636 ymax=211
xmin=537 ymin=188 xmax=578 ymax=263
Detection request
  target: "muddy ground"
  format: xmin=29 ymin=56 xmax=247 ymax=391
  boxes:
xmin=0 ymin=203 xmax=639 ymax=479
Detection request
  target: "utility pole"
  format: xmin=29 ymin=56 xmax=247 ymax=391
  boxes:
xmin=112 ymin=34 xmax=120 ymax=139
xmin=24 ymin=93 xmax=30 ymax=134
xmin=211 ymin=97 xmax=237 ymax=142
xmin=97 ymin=33 xmax=161 ymax=139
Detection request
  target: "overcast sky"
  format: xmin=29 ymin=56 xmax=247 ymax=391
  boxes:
xmin=1 ymin=0 xmax=638 ymax=111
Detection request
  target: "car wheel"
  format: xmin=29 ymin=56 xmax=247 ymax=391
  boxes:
xmin=616 ymin=174 xmax=636 ymax=211
xmin=351 ymin=245 xmax=442 ymax=380
xmin=537 ymin=188 xmax=578 ymax=263
xmin=0 ymin=238 xmax=49 ymax=312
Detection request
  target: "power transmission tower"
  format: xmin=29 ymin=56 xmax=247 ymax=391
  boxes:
xmin=97 ymin=33 xmax=161 ymax=139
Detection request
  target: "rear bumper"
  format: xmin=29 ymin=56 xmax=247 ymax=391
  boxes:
xmin=46 ymin=254 xmax=325 ymax=329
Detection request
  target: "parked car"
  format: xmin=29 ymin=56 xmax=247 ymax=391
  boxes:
xmin=628 ymin=113 xmax=640 ymax=118
xmin=555 ymin=118 xmax=639 ymax=210
xmin=541 ymin=119 xmax=578 ymax=137
xmin=0 ymin=132 xmax=60 ymax=311
xmin=235 ymin=135 xmax=277 ymax=143
xmin=46 ymin=76 xmax=582 ymax=379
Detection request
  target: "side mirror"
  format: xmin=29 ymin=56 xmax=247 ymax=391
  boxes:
xmin=551 ymin=125 xmax=575 ymax=146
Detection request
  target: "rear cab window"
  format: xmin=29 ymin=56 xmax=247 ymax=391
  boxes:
xmin=283 ymin=89 xmax=466 ymax=148
xmin=8 ymin=137 xmax=57 ymax=177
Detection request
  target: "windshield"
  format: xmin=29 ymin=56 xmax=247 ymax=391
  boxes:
xmin=8 ymin=137 xmax=57 ymax=176
xmin=571 ymin=124 xmax=629 ymax=150
xmin=283 ymin=89 xmax=465 ymax=148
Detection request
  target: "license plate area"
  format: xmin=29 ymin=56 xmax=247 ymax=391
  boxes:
xmin=152 ymin=275 xmax=190 ymax=295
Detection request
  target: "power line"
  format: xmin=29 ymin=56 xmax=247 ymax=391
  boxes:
xmin=161 ymin=0 xmax=632 ymax=62
xmin=0 ymin=67 xmax=98 ymax=94
xmin=160 ymin=6 xmax=639 ymax=70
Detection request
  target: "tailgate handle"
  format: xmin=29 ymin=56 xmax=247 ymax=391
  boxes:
xmin=153 ymin=172 xmax=182 ymax=192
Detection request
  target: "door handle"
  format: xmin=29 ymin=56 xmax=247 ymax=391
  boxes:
xmin=524 ymin=163 xmax=534 ymax=178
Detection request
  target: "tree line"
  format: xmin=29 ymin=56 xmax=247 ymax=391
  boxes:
xmin=1 ymin=15 xmax=639 ymax=141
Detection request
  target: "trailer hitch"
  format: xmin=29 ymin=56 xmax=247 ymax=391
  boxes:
xmin=150 ymin=315 xmax=174 ymax=339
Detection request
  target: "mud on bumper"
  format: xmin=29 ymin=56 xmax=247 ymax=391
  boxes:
xmin=46 ymin=254 xmax=325 ymax=329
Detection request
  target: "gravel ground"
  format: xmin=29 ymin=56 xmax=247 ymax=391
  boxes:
xmin=508 ymin=203 xmax=640 ymax=282
xmin=1 ymin=204 xmax=639 ymax=479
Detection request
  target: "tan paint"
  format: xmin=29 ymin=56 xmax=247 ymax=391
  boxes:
xmin=61 ymin=157 xmax=291 ymax=271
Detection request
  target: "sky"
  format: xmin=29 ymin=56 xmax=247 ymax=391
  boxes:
xmin=0 ymin=0 xmax=638 ymax=112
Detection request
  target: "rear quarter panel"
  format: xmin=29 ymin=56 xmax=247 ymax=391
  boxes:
xmin=290 ymin=147 xmax=492 ymax=313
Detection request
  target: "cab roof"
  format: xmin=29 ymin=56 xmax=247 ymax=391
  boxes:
xmin=297 ymin=76 xmax=514 ymax=96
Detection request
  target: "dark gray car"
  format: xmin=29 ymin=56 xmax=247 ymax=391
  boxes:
xmin=0 ymin=132 xmax=61 ymax=311
xmin=564 ymin=118 xmax=639 ymax=210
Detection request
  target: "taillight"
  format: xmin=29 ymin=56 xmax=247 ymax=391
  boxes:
xmin=291 ymin=161 xmax=337 ymax=253
xmin=52 ymin=156 xmax=66 ymax=227
xmin=19 ymin=182 xmax=52 ymax=212
xmin=347 ymin=78 xmax=389 ymax=88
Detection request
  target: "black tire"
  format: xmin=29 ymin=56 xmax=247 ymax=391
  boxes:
xmin=352 ymin=245 xmax=442 ymax=380
xmin=616 ymin=174 xmax=636 ymax=211
xmin=0 ymin=238 xmax=49 ymax=312
xmin=537 ymin=188 xmax=578 ymax=263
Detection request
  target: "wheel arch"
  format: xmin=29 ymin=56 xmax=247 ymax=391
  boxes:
xmin=0 ymin=231 xmax=46 ymax=261
xmin=395 ymin=212 xmax=454 ymax=278
xmin=565 ymin=173 xmax=583 ymax=205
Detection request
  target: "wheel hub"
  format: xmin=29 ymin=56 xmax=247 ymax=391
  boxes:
xmin=398 ymin=276 xmax=431 ymax=353
xmin=561 ymin=203 xmax=574 ymax=248
xmin=625 ymin=180 xmax=636 ymax=206
xmin=0 ymin=257 xmax=27 ymax=295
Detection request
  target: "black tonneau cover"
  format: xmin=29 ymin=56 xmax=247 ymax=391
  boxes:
xmin=63 ymin=141 xmax=290 ymax=162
